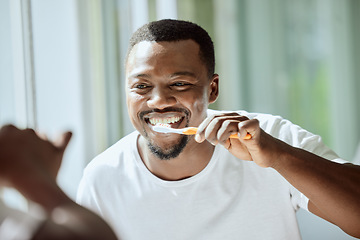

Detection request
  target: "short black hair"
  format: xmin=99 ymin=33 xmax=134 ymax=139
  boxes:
xmin=127 ymin=19 xmax=215 ymax=77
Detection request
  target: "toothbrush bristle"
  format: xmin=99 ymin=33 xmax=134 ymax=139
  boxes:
xmin=151 ymin=123 xmax=252 ymax=139
xmin=152 ymin=123 xmax=172 ymax=133
xmin=156 ymin=123 xmax=171 ymax=128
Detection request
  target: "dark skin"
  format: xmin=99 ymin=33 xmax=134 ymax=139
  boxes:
xmin=126 ymin=39 xmax=360 ymax=238
xmin=0 ymin=125 xmax=117 ymax=240
xmin=196 ymin=114 xmax=360 ymax=237
xmin=126 ymin=40 xmax=218 ymax=180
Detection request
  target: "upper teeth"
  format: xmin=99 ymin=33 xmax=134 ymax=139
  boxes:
xmin=149 ymin=116 xmax=182 ymax=125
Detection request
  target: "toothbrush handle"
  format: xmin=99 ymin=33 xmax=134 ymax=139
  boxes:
xmin=229 ymin=133 xmax=252 ymax=140
xmin=183 ymin=128 xmax=251 ymax=140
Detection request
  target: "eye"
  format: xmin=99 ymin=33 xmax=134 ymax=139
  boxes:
xmin=172 ymin=82 xmax=186 ymax=87
xmin=135 ymin=84 xmax=148 ymax=89
xmin=171 ymin=82 xmax=192 ymax=89
xmin=130 ymin=82 xmax=152 ymax=94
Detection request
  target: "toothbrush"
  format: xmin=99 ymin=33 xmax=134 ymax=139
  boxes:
xmin=152 ymin=123 xmax=252 ymax=140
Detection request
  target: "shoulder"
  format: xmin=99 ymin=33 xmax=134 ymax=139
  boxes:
xmin=83 ymin=131 xmax=139 ymax=177
xmin=207 ymin=109 xmax=288 ymax=132
xmin=208 ymin=108 xmax=312 ymax=139
xmin=208 ymin=109 xmax=340 ymax=160
xmin=77 ymin=131 xmax=140 ymax=202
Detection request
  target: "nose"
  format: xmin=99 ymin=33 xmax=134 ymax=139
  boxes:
xmin=147 ymin=87 xmax=177 ymax=109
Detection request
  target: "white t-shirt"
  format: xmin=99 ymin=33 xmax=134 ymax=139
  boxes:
xmin=77 ymin=110 xmax=342 ymax=240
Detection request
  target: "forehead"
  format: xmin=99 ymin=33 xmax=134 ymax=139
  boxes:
xmin=126 ymin=40 xmax=204 ymax=76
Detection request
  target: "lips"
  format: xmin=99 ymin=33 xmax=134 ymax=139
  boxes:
xmin=143 ymin=112 xmax=186 ymax=130
xmin=140 ymin=108 xmax=190 ymax=132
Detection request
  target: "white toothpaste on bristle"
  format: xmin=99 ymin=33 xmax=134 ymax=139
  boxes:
xmin=152 ymin=123 xmax=183 ymax=134
xmin=156 ymin=123 xmax=171 ymax=128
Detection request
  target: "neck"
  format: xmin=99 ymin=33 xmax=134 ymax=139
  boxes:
xmin=137 ymin=135 xmax=215 ymax=181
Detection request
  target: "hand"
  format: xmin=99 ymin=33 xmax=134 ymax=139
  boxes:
xmin=0 ymin=125 xmax=118 ymax=240
xmin=0 ymin=124 xmax=72 ymax=187
xmin=195 ymin=112 xmax=282 ymax=168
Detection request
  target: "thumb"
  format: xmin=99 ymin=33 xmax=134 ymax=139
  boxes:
xmin=55 ymin=131 xmax=72 ymax=152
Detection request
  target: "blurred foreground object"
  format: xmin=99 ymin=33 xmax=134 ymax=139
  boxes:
xmin=0 ymin=125 xmax=117 ymax=240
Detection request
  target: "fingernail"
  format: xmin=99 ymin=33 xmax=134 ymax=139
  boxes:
xmin=195 ymin=134 xmax=201 ymax=142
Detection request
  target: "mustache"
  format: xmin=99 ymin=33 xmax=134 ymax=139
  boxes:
xmin=139 ymin=107 xmax=190 ymax=120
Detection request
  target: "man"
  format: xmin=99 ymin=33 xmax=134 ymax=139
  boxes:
xmin=0 ymin=125 xmax=117 ymax=240
xmin=77 ymin=19 xmax=360 ymax=239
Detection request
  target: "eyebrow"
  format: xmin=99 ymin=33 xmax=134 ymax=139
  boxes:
xmin=170 ymin=71 xmax=196 ymax=78
xmin=130 ymin=71 xmax=197 ymax=79
xmin=129 ymin=73 xmax=151 ymax=79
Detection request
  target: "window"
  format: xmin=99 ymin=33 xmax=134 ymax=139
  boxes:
xmin=1 ymin=1 xmax=359 ymax=239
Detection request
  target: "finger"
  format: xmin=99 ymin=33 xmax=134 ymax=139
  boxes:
xmin=217 ymin=120 xmax=240 ymax=145
xmin=54 ymin=131 xmax=72 ymax=151
xmin=196 ymin=113 xmax=246 ymax=143
xmin=0 ymin=125 xmax=18 ymax=139
xmin=204 ymin=116 xmax=226 ymax=145
xmin=195 ymin=114 xmax=219 ymax=143
xmin=0 ymin=124 xmax=18 ymax=133
xmin=238 ymin=119 xmax=259 ymax=140
xmin=223 ymin=138 xmax=231 ymax=150
xmin=23 ymin=128 xmax=36 ymax=135
xmin=196 ymin=113 xmax=240 ymax=133
xmin=204 ymin=115 xmax=249 ymax=144
xmin=36 ymin=131 xmax=49 ymax=141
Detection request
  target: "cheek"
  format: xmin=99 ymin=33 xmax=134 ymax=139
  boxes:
xmin=182 ymin=90 xmax=209 ymax=118
xmin=193 ymin=97 xmax=208 ymax=114
xmin=126 ymin=92 xmax=147 ymax=118
xmin=127 ymin=92 xmax=146 ymax=106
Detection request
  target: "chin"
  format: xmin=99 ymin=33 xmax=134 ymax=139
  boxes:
xmin=147 ymin=135 xmax=190 ymax=160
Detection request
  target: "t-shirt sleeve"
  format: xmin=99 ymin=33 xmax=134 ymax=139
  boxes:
xmin=254 ymin=113 xmax=348 ymax=211
xmin=290 ymin=184 xmax=309 ymax=211
xmin=254 ymin=112 xmax=345 ymax=162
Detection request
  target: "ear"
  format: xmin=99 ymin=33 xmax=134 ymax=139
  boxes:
xmin=208 ymin=74 xmax=219 ymax=104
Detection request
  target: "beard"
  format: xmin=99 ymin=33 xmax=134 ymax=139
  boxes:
xmin=140 ymin=107 xmax=192 ymax=160
xmin=147 ymin=135 xmax=190 ymax=160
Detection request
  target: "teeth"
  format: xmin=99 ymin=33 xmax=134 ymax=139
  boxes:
xmin=149 ymin=116 xmax=182 ymax=125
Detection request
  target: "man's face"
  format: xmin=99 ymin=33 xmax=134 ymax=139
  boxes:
xmin=125 ymin=40 xmax=218 ymax=159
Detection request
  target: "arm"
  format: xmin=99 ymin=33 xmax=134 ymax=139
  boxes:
xmin=0 ymin=125 xmax=117 ymax=240
xmin=195 ymin=113 xmax=360 ymax=238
